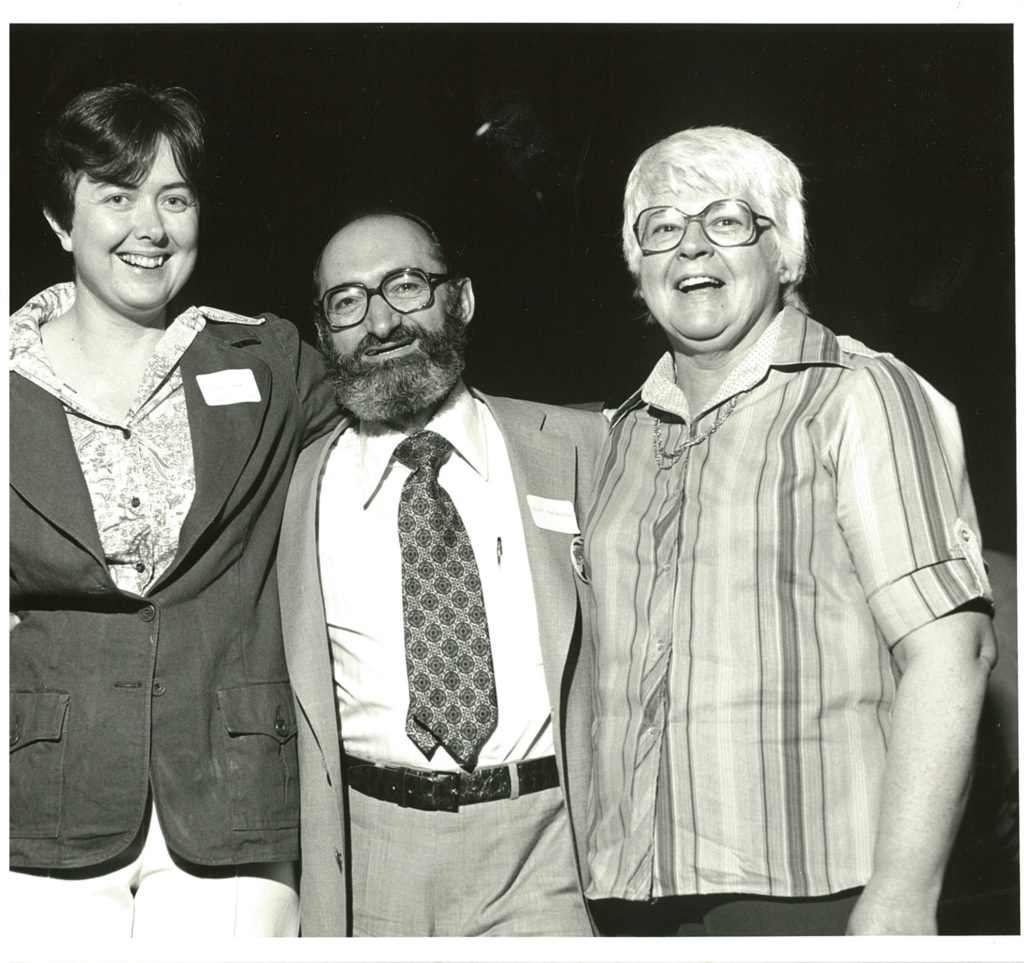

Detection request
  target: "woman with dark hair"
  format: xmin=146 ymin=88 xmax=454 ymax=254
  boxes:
xmin=9 ymin=82 xmax=337 ymax=936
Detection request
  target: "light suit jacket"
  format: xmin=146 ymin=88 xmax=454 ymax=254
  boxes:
xmin=277 ymin=389 xmax=609 ymax=936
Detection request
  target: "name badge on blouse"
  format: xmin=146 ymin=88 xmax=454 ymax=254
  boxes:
xmin=195 ymin=369 xmax=262 ymax=406
xmin=526 ymin=495 xmax=579 ymax=534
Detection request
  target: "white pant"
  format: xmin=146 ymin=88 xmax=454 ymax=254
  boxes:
xmin=8 ymin=810 xmax=298 ymax=938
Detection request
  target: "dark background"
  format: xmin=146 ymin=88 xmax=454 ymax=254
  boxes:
xmin=9 ymin=23 xmax=1015 ymax=553
xmin=8 ymin=23 xmax=1018 ymax=933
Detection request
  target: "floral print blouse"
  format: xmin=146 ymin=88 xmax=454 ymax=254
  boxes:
xmin=9 ymin=283 xmax=207 ymax=595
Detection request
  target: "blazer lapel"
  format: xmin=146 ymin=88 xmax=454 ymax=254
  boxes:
xmin=279 ymin=420 xmax=350 ymax=757
xmin=9 ymin=374 xmax=107 ymax=569
xmin=481 ymin=394 xmax=578 ymax=692
xmin=167 ymin=328 xmax=274 ymax=577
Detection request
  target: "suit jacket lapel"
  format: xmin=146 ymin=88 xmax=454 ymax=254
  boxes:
xmin=480 ymin=393 xmax=578 ymax=698
xmin=279 ymin=419 xmax=351 ymax=757
xmin=167 ymin=328 xmax=274 ymax=578
xmin=9 ymin=374 xmax=107 ymax=569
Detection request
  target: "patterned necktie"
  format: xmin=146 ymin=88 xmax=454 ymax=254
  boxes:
xmin=394 ymin=430 xmax=498 ymax=771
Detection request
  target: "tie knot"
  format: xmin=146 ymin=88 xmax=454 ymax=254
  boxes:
xmin=394 ymin=430 xmax=453 ymax=474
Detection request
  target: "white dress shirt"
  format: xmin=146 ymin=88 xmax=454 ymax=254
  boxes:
xmin=318 ymin=381 xmax=553 ymax=770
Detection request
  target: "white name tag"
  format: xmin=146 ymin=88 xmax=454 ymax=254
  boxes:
xmin=195 ymin=369 xmax=261 ymax=406
xmin=526 ymin=495 xmax=579 ymax=534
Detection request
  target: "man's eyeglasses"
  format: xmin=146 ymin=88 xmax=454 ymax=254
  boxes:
xmin=633 ymin=199 xmax=774 ymax=255
xmin=317 ymin=267 xmax=454 ymax=331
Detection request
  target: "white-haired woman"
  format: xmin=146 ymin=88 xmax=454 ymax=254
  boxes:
xmin=579 ymin=126 xmax=995 ymax=936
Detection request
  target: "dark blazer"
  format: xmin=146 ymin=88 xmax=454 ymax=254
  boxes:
xmin=277 ymin=389 xmax=609 ymax=936
xmin=9 ymin=310 xmax=338 ymax=870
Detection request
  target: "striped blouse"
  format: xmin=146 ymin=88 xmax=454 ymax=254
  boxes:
xmin=582 ymin=307 xmax=991 ymax=901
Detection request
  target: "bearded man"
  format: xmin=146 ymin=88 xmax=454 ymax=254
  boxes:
xmin=275 ymin=211 xmax=608 ymax=936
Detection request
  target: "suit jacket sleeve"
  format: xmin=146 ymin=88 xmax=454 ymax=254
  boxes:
xmin=260 ymin=312 xmax=339 ymax=447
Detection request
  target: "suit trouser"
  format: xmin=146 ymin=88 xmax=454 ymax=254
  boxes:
xmin=7 ymin=803 xmax=299 ymax=938
xmin=347 ymin=782 xmax=592 ymax=936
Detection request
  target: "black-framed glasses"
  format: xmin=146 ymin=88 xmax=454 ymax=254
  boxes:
xmin=317 ymin=267 xmax=454 ymax=331
xmin=633 ymin=199 xmax=774 ymax=255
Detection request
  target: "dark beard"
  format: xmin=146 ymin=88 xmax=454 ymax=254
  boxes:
xmin=322 ymin=309 xmax=467 ymax=424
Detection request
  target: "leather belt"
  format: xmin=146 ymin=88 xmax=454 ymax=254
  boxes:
xmin=343 ymin=753 xmax=559 ymax=812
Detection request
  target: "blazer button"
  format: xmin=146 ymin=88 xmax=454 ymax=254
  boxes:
xmin=10 ymin=724 xmax=20 ymax=747
xmin=152 ymin=679 xmax=167 ymax=696
xmin=140 ymin=605 xmax=156 ymax=622
xmin=274 ymin=705 xmax=289 ymax=737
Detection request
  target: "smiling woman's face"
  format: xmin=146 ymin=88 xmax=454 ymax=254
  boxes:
xmin=51 ymin=136 xmax=199 ymax=326
xmin=638 ymin=188 xmax=786 ymax=361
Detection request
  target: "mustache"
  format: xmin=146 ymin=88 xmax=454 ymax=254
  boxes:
xmin=354 ymin=321 xmax=422 ymax=355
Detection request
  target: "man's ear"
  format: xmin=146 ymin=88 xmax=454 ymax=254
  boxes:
xmin=44 ymin=210 xmax=73 ymax=254
xmin=458 ymin=277 xmax=476 ymax=326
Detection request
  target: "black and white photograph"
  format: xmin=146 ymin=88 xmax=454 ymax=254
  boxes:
xmin=6 ymin=7 xmax=1019 ymax=961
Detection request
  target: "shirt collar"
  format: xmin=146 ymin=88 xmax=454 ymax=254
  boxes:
xmin=356 ymin=380 xmax=488 ymax=505
xmin=9 ymin=283 xmax=77 ymax=391
xmin=9 ymin=284 xmax=209 ymax=418
xmin=614 ymin=307 xmax=849 ymax=426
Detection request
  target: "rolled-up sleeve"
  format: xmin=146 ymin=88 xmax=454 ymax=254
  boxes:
xmin=830 ymin=355 xmax=991 ymax=645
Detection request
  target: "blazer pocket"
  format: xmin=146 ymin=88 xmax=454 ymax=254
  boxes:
xmin=10 ymin=690 xmax=70 ymax=838
xmin=216 ymin=682 xmax=299 ymax=831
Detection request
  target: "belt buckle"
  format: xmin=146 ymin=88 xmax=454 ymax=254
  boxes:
xmin=435 ymin=770 xmax=460 ymax=813
xmin=396 ymin=767 xmax=412 ymax=809
xmin=401 ymin=767 xmax=460 ymax=813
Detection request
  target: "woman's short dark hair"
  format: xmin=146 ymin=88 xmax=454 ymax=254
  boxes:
xmin=39 ymin=83 xmax=205 ymax=233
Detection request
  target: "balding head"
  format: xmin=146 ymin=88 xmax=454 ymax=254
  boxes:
xmin=314 ymin=212 xmax=447 ymax=305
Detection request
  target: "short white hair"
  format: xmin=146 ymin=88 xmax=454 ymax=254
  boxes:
xmin=622 ymin=126 xmax=808 ymax=309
